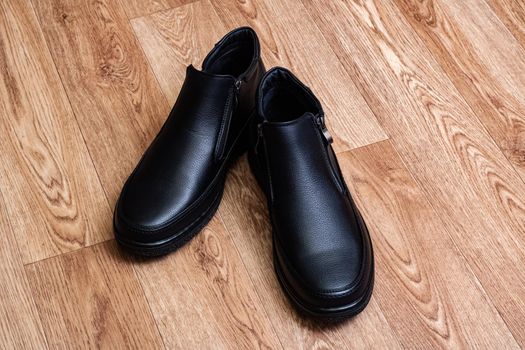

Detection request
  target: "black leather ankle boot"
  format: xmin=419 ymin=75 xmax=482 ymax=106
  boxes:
xmin=249 ymin=67 xmax=374 ymax=320
xmin=114 ymin=27 xmax=265 ymax=256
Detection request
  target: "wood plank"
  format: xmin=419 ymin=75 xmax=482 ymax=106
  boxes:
xmin=122 ymin=0 xmax=198 ymax=19
xmin=0 ymin=188 xmax=48 ymax=348
xmin=133 ymin=216 xmax=282 ymax=349
xmin=25 ymin=241 xmax=164 ymax=349
xmin=485 ymin=0 xmax=525 ymax=50
xmin=32 ymin=0 xmax=170 ymax=205
xmin=0 ymin=0 xmax=523 ymax=347
xmin=0 ymin=0 xmax=111 ymax=263
xmin=132 ymin=3 xmax=398 ymax=348
xmin=339 ymin=140 xmax=518 ymax=348
xmin=303 ymin=0 xmax=525 ymax=346
xmin=395 ymin=0 xmax=525 ymax=181
xmin=130 ymin=0 xmax=232 ymax=103
xmin=209 ymin=0 xmax=388 ymax=152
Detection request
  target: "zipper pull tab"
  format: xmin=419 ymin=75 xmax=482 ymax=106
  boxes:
xmin=235 ymin=79 xmax=243 ymax=92
xmin=232 ymin=80 xmax=242 ymax=110
xmin=316 ymin=114 xmax=333 ymax=144
xmin=322 ymin=126 xmax=333 ymax=144
xmin=215 ymin=79 xmax=243 ymax=160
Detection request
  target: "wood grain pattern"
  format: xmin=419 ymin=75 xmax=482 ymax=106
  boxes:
xmin=133 ymin=0 xmax=387 ymax=152
xmin=130 ymin=0 xmax=229 ymax=103
xmin=339 ymin=140 xmax=518 ymax=348
xmin=0 ymin=0 xmax=111 ymax=263
xmin=1 ymin=0 xmax=525 ymax=347
xmin=395 ymin=0 xmax=525 ymax=181
xmin=209 ymin=0 xmax=388 ymax=152
xmin=0 ymin=189 xmax=48 ymax=349
xmin=303 ymin=0 xmax=525 ymax=345
xmin=31 ymin=0 xmax=170 ymax=205
xmin=122 ymin=0 xmax=198 ymax=19
xmin=485 ymin=0 xmax=525 ymax=50
xmin=134 ymin=216 xmax=281 ymax=349
xmin=25 ymin=241 xmax=164 ymax=349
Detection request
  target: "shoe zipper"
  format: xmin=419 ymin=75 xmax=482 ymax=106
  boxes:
xmin=315 ymin=113 xmax=347 ymax=193
xmin=255 ymin=114 xmax=332 ymax=154
xmin=216 ymin=79 xmax=243 ymax=160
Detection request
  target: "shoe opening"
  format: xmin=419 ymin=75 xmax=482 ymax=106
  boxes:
xmin=202 ymin=27 xmax=257 ymax=78
xmin=260 ymin=68 xmax=320 ymax=123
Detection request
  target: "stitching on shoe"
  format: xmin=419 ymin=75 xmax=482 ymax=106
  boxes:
xmin=116 ymin=189 xmax=222 ymax=237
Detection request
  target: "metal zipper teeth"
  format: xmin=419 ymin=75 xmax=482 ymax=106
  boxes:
xmin=314 ymin=114 xmax=346 ymax=193
xmin=217 ymin=80 xmax=242 ymax=159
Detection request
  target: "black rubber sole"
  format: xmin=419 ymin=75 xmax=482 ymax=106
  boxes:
xmin=115 ymin=187 xmax=224 ymax=257
xmin=248 ymin=148 xmax=374 ymax=321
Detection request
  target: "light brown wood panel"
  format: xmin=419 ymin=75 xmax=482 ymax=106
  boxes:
xmin=32 ymin=0 xmax=170 ymax=205
xmin=486 ymin=0 xmax=525 ymax=50
xmin=395 ymin=0 xmax=525 ymax=182
xmin=303 ymin=0 xmax=525 ymax=346
xmin=339 ymin=140 xmax=518 ymax=348
xmin=209 ymin=0 xmax=388 ymax=152
xmin=133 ymin=216 xmax=281 ymax=349
xmin=220 ymin=158 xmax=402 ymax=349
xmin=122 ymin=0 xmax=198 ymax=19
xmin=25 ymin=241 xmax=163 ymax=349
xmin=130 ymin=0 xmax=231 ymax=103
xmin=2 ymin=0 xmax=525 ymax=347
xmin=0 ymin=189 xmax=48 ymax=348
xmin=0 ymin=0 xmax=111 ymax=263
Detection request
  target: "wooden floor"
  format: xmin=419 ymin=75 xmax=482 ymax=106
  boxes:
xmin=1 ymin=0 xmax=524 ymax=348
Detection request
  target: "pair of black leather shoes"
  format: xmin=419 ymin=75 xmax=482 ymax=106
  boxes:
xmin=114 ymin=27 xmax=374 ymax=320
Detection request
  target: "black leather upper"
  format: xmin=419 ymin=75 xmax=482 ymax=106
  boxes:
xmin=250 ymin=67 xmax=373 ymax=311
xmin=115 ymin=27 xmax=264 ymax=244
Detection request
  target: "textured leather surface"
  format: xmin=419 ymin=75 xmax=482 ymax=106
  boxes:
xmin=250 ymin=67 xmax=373 ymax=311
xmin=115 ymin=27 xmax=264 ymax=245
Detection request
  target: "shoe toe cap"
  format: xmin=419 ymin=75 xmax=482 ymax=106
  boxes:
xmin=114 ymin=182 xmax=194 ymax=244
xmin=275 ymin=236 xmax=373 ymax=312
